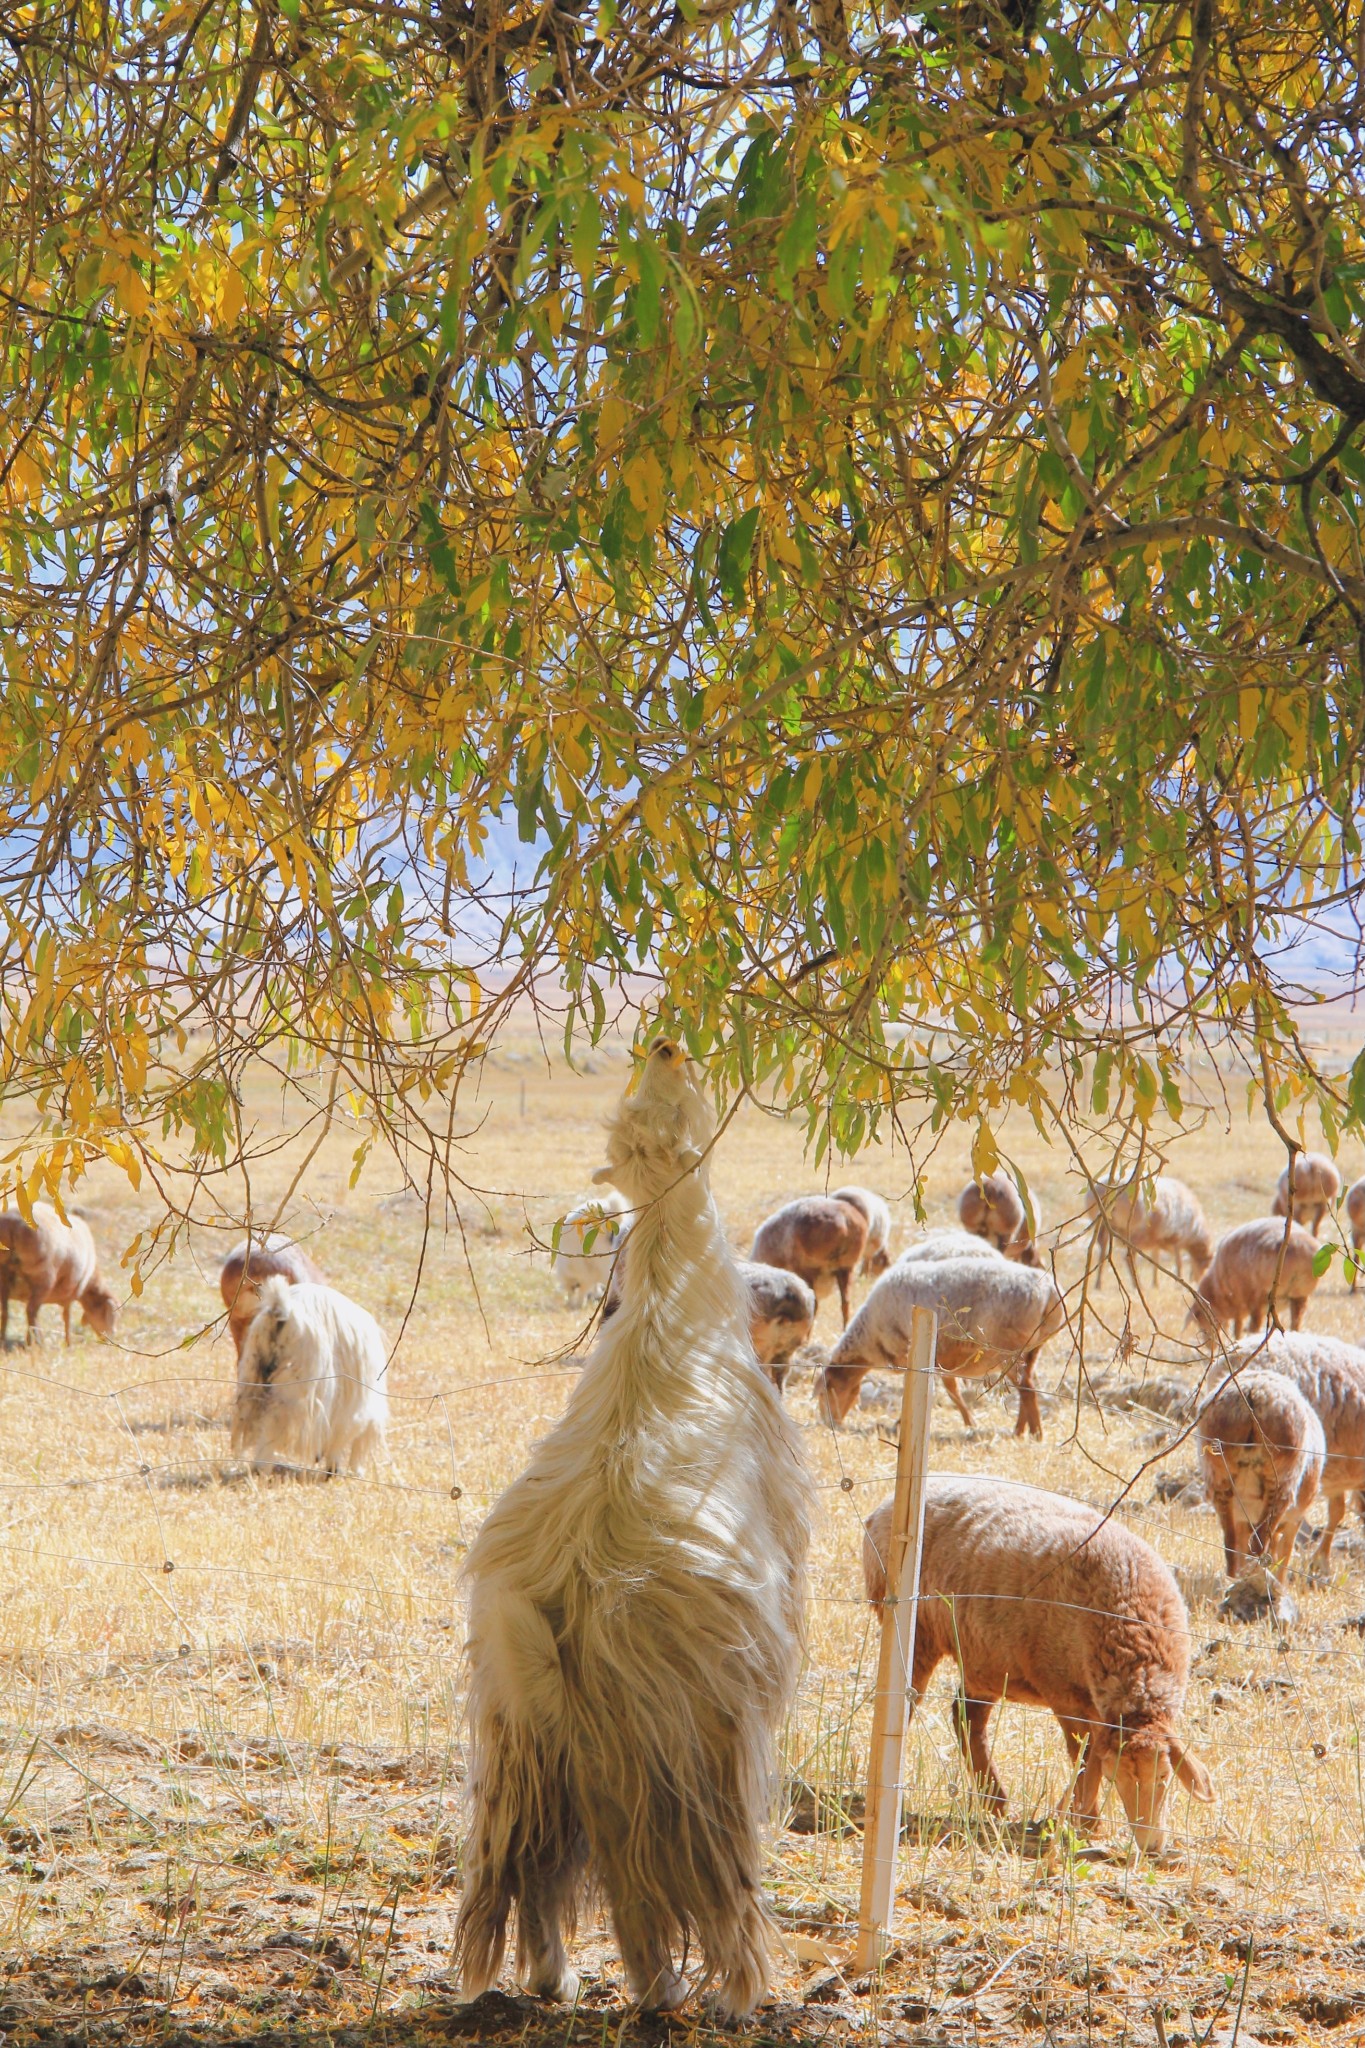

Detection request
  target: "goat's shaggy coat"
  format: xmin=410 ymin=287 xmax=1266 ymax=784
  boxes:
xmin=0 ymin=1203 xmax=116 ymax=1344
xmin=863 ymin=1475 xmax=1213 ymax=1852
xmin=454 ymin=1041 xmax=812 ymax=2018
xmin=233 ymin=1277 xmax=388 ymax=1474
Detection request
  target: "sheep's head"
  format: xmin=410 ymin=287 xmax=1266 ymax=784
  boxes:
xmin=1110 ymin=1732 xmax=1213 ymax=1855
xmin=80 ymin=1281 xmax=117 ymax=1340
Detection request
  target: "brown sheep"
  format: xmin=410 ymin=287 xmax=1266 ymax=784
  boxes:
xmin=749 ymin=1197 xmax=868 ymax=1327
xmin=1189 ymin=1218 xmax=1320 ymax=1342
xmin=1271 ymin=1152 xmax=1341 ymax=1236
xmin=220 ymin=1235 xmax=325 ymax=1359
xmin=1346 ymin=1177 xmax=1365 ymax=1291
xmin=1085 ymin=1174 xmax=1213 ymax=1286
xmin=1197 ymin=1369 xmax=1324 ymax=1581
xmin=957 ymin=1173 xmax=1038 ymax=1262
xmin=1229 ymin=1330 xmax=1365 ymax=1571
xmin=863 ymin=1475 xmax=1213 ymax=1852
xmin=0 ymin=1204 xmax=117 ymax=1346
xmin=815 ymin=1254 xmax=1064 ymax=1436
xmin=831 ymin=1187 xmax=893 ymax=1276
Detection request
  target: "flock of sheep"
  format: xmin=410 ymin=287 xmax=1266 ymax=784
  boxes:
xmin=3 ymin=1117 xmax=1365 ymax=2012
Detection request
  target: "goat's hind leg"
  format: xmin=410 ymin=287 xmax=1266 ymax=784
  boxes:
xmin=517 ymin=1809 xmax=588 ymax=2001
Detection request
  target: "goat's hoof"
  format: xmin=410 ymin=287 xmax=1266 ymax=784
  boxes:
xmin=636 ymin=1970 xmax=688 ymax=2014
xmin=527 ymin=1967 xmax=579 ymax=2003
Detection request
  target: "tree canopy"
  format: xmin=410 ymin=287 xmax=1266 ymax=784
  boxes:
xmin=2 ymin=0 xmax=1364 ymax=1220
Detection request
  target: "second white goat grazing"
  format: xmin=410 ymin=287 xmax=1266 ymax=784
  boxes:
xmin=454 ymin=1039 xmax=812 ymax=2020
xmin=1198 ymin=1369 xmax=1325 ymax=1580
xmin=233 ymin=1278 xmax=389 ymax=1475
xmin=815 ymin=1253 xmax=1064 ymax=1437
xmin=551 ymin=1190 xmax=630 ymax=1307
xmin=1189 ymin=1218 xmax=1321 ymax=1342
xmin=1085 ymin=1174 xmax=1213 ymax=1286
xmin=1228 ymin=1330 xmax=1365 ymax=1570
xmin=1346 ymin=1177 xmax=1365 ymax=1290
xmin=1272 ymin=1151 xmax=1342 ymax=1235
xmin=863 ymin=1475 xmax=1213 ymax=1853
xmin=831 ymin=1186 xmax=894 ymax=1275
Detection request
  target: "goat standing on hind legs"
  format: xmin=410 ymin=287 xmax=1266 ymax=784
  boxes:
xmin=454 ymin=1038 xmax=813 ymax=2020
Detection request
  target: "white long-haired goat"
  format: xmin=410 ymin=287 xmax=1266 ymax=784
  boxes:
xmin=454 ymin=1038 xmax=813 ymax=2019
xmin=232 ymin=1277 xmax=388 ymax=1475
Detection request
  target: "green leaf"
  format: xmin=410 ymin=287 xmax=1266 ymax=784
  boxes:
xmin=717 ymin=507 xmax=760 ymax=604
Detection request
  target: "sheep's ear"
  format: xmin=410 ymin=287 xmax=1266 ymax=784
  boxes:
xmin=590 ymin=1164 xmax=620 ymax=1188
xmin=1172 ymin=1742 xmax=1214 ymax=1802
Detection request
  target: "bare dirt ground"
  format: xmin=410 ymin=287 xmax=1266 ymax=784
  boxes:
xmin=2 ymin=1038 xmax=1365 ymax=2046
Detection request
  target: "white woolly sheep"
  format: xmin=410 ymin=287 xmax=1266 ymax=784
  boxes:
xmin=1271 ymin=1152 xmax=1341 ymax=1235
xmin=749 ymin=1195 xmax=869 ymax=1326
xmin=1086 ymin=1174 xmax=1213 ymax=1286
xmin=1346 ymin=1177 xmax=1365 ymax=1290
xmin=1228 ymin=1329 xmax=1365 ymax=1570
xmin=454 ymin=1039 xmax=812 ymax=2019
xmin=1198 ymin=1368 xmax=1324 ymax=1580
xmin=233 ymin=1277 xmax=389 ymax=1475
xmin=957 ymin=1173 xmax=1039 ymax=1263
xmin=863 ymin=1474 xmax=1213 ymax=1853
xmin=832 ymin=1187 xmax=894 ymax=1276
xmin=892 ymin=1231 xmax=1010 ymax=1424
xmin=0 ymin=1203 xmax=116 ymax=1345
xmin=815 ymin=1252 xmax=1064 ymax=1437
xmin=220 ymin=1234 xmax=325 ymax=1359
xmin=1190 ymin=1218 xmax=1321 ymax=1341
xmin=551 ymin=1190 xmax=630 ymax=1307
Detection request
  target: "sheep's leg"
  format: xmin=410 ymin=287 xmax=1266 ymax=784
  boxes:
xmin=62 ymin=1302 xmax=71 ymax=1346
xmin=1215 ymin=1503 xmax=1242 ymax=1579
xmin=517 ymin=1827 xmax=588 ymax=2002
xmin=835 ymin=1267 xmax=852 ymax=1328
xmin=1013 ymin=1352 xmax=1043 ymax=1440
xmin=1289 ymin=1297 xmax=1305 ymax=1331
xmin=25 ymin=1296 xmax=40 ymax=1347
xmin=1312 ymin=1491 xmax=1347 ymax=1574
xmin=1057 ymin=1718 xmax=1103 ymax=1833
xmin=1352 ymin=1231 xmax=1364 ymax=1289
xmin=1266 ymin=1504 xmax=1308 ymax=1581
xmin=0 ymin=1282 xmax=8 ymax=1346
xmin=942 ymin=1374 xmax=974 ymax=1427
xmin=952 ymin=1691 xmax=1005 ymax=1810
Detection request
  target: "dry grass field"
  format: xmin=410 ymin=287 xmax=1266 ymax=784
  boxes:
xmin=2 ymin=1037 xmax=1365 ymax=2048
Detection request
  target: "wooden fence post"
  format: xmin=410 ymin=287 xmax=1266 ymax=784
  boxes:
xmin=853 ymin=1305 xmax=937 ymax=1974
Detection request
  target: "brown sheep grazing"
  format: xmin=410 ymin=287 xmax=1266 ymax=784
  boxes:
xmin=816 ymin=1254 xmax=1064 ymax=1436
xmin=1189 ymin=1218 xmax=1320 ymax=1342
xmin=220 ymin=1235 xmax=325 ymax=1359
xmin=1271 ymin=1152 xmax=1341 ymax=1236
xmin=1346 ymin=1177 xmax=1365 ymax=1290
xmin=1085 ymin=1174 xmax=1213 ymax=1286
xmin=0 ymin=1204 xmax=117 ymax=1346
xmin=1198 ymin=1370 xmax=1324 ymax=1581
xmin=957 ymin=1173 xmax=1038 ymax=1263
xmin=1228 ymin=1330 xmax=1365 ymax=1571
xmin=863 ymin=1475 xmax=1212 ymax=1853
xmin=749 ymin=1197 xmax=869 ymax=1327
xmin=831 ymin=1187 xmax=894 ymax=1276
